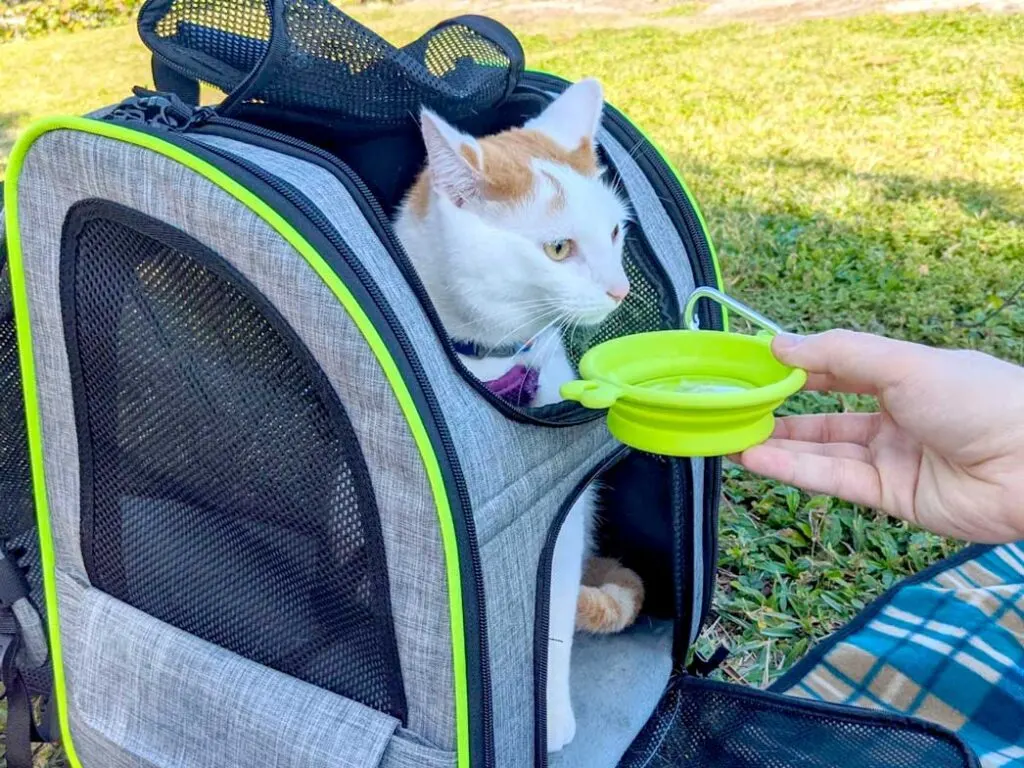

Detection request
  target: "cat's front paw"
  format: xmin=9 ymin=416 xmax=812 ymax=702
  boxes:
xmin=576 ymin=558 xmax=645 ymax=633
xmin=546 ymin=700 xmax=577 ymax=753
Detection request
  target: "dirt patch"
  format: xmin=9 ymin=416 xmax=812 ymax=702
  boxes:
xmin=393 ymin=0 xmax=1023 ymax=29
xmin=697 ymin=0 xmax=1024 ymax=24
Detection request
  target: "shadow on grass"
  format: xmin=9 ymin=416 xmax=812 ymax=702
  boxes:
xmin=681 ymin=153 xmax=1024 ymax=361
xmin=754 ymin=155 xmax=1024 ymax=225
xmin=1 ymin=111 xmax=28 ymax=166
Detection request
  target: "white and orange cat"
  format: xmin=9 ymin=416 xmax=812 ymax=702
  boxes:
xmin=395 ymin=78 xmax=644 ymax=752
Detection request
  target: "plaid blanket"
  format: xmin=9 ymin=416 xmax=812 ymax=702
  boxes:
xmin=773 ymin=543 xmax=1024 ymax=767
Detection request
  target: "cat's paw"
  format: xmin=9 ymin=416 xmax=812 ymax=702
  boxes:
xmin=576 ymin=558 xmax=645 ymax=634
xmin=546 ymin=700 xmax=577 ymax=753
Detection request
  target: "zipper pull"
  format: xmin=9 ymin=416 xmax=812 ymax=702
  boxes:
xmin=103 ymin=88 xmax=216 ymax=131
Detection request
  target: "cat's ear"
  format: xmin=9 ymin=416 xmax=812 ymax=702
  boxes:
xmin=525 ymin=78 xmax=604 ymax=150
xmin=420 ymin=107 xmax=484 ymax=207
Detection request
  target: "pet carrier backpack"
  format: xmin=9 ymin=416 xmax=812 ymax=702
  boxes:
xmin=0 ymin=2 xmax=983 ymax=767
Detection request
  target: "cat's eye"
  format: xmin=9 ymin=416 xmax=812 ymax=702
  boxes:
xmin=544 ymin=239 xmax=573 ymax=261
xmin=612 ymin=224 xmax=620 ymax=242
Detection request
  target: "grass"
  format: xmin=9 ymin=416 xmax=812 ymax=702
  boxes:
xmin=2 ymin=4 xmax=1023 ymax=764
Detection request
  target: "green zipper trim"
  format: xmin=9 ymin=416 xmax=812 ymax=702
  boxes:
xmin=4 ymin=117 xmax=471 ymax=768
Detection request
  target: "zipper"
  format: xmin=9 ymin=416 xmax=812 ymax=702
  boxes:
xmin=520 ymin=72 xmax=723 ymax=332
xmin=181 ymin=111 xmax=595 ymax=427
xmin=533 ymin=444 xmax=630 ymax=768
xmin=671 ymin=457 xmax=698 ymax=664
xmin=701 ymin=460 xmax=721 ymax=626
xmin=100 ymin=100 xmax=496 ymax=768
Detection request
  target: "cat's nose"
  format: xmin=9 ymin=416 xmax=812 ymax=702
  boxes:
xmin=607 ymin=283 xmax=631 ymax=303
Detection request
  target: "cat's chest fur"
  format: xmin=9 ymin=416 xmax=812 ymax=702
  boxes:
xmin=458 ymin=327 xmax=575 ymax=408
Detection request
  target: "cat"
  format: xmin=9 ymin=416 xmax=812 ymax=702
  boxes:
xmin=394 ymin=78 xmax=645 ymax=753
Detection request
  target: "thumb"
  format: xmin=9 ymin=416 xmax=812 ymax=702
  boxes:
xmin=772 ymin=329 xmax=921 ymax=395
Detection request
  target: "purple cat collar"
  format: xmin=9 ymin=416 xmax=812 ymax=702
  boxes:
xmin=482 ymin=364 xmax=540 ymax=407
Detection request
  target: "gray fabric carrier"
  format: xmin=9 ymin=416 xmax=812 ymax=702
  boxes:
xmin=8 ymin=111 xmax=711 ymax=768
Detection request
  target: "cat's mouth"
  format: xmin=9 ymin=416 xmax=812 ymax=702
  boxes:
xmin=572 ymin=304 xmax=619 ymax=328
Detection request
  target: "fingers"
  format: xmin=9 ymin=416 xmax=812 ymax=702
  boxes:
xmin=767 ymin=438 xmax=873 ymax=463
xmin=773 ymin=330 xmax=923 ymax=395
xmin=734 ymin=442 xmax=883 ymax=510
xmin=773 ymin=413 xmax=882 ymax=446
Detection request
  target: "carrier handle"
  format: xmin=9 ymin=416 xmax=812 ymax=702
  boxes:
xmin=151 ymin=57 xmax=200 ymax=106
xmin=683 ymin=287 xmax=784 ymax=335
xmin=141 ymin=0 xmax=524 ymax=127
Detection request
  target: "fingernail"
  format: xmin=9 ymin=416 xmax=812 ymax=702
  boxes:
xmin=772 ymin=333 xmax=805 ymax=352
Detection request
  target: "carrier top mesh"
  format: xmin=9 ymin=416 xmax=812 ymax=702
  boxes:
xmin=139 ymin=0 xmax=524 ymax=132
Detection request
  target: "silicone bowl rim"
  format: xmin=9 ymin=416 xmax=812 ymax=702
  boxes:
xmin=576 ymin=330 xmax=807 ymax=411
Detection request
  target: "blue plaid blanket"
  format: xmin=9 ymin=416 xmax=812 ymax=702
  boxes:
xmin=773 ymin=543 xmax=1024 ymax=767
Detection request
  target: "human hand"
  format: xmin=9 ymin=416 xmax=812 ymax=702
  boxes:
xmin=731 ymin=330 xmax=1024 ymax=544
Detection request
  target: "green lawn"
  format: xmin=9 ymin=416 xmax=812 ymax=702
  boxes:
xmin=2 ymin=5 xmax=1024 ymax=763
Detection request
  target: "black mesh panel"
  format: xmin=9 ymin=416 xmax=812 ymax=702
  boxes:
xmin=61 ymin=201 xmax=406 ymax=719
xmin=140 ymin=0 xmax=523 ymax=133
xmin=563 ymin=233 xmax=672 ymax=369
xmin=0 ymin=245 xmax=34 ymax=538
xmin=620 ymin=677 xmax=978 ymax=768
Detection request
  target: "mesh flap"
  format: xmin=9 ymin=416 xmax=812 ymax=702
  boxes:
xmin=620 ymin=676 xmax=979 ymax=768
xmin=138 ymin=0 xmax=524 ymax=132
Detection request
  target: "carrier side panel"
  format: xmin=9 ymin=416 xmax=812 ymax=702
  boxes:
xmin=188 ymin=132 xmax=480 ymax=750
xmin=9 ymin=126 xmax=455 ymax=767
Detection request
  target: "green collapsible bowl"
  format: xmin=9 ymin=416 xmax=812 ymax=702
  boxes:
xmin=561 ymin=329 xmax=807 ymax=457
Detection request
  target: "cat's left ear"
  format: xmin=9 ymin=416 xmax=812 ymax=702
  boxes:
xmin=420 ymin=107 xmax=484 ymax=207
xmin=525 ymin=78 xmax=604 ymax=151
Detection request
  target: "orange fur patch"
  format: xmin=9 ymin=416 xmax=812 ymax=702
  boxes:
xmin=407 ymin=172 xmax=431 ymax=218
xmin=477 ymin=128 xmax=598 ymax=204
xmin=576 ymin=557 xmax=645 ymax=634
xmin=408 ymin=127 xmax=599 ymax=218
xmin=542 ymin=171 xmax=567 ymax=212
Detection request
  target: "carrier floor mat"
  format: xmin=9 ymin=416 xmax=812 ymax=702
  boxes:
xmin=550 ymin=619 xmax=672 ymax=768
xmin=620 ymin=675 xmax=978 ymax=768
xmin=774 ymin=543 xmax=1024 ymax=767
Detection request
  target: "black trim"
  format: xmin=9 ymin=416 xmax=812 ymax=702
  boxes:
xmin=671 ymin=457 xmax=696 ymax=666
xmin=770 ymin=543 xmax=994 ymax=694
xmin=60 ymin=198 xmax=410 ymax=720
xmin=699 ymin=457 xmax=721 ymax=630
xmin=531 ymin=444 xmax=629 ymax=767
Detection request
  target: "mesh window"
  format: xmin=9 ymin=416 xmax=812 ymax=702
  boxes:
xmin=0 ymin=247 xmax=34 ymax=538
xmin=61 ymin=201 xmax=406 ymax=719
xmin=620 ymin=677 xmax=977 ymax=768
xmin=563 ymin=234 xmax=673 ymax=370
xmin=140 ymin=0 xmax=523 ymax=133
